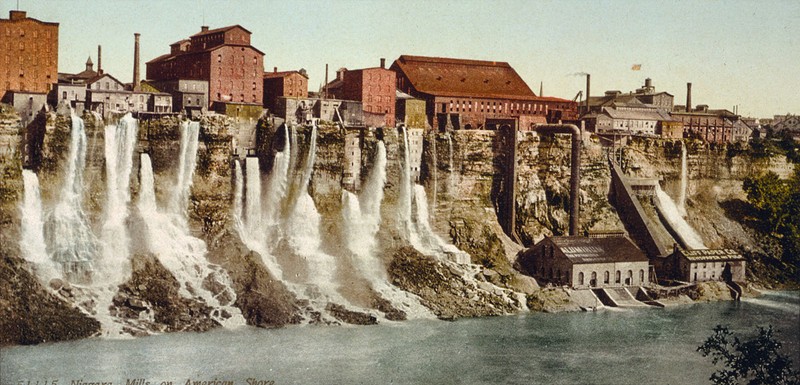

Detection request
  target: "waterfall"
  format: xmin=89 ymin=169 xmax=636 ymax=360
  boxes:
xmin=20 ymin=169 xmax=58 ymax=280
xmin=677 ymin=141 xmax=688 ymax=216
xmin=99 ymin=113 xmax=138 ymax=282
xmin=654 ymin=184 xmax=706 ymax=250
xmin=343 ymin=141 xmax=387 ymax=258
xmin=447 ymin=133 xmax=456 ymax=195
xmin=399 ymin=127 xmax=423 ymax=248
xmin=264 ymin=125 xmax=292 ymax=226
xmin=232 ymin=159 xmax=244 ymax=231
xmin=46 ymin=113 xmax=96 ymax=282
xmin=137 ymin=130 xmax=245 ymax=328
xmin=285 ymin=122 xmax=341 ymax=297
xmin=169 ymin=121 xmax=201 ymax=216
xmin=240 ymin=156 xmax=285 ymax=278
xmin=341 ymin=141 xmax=432 ymax=318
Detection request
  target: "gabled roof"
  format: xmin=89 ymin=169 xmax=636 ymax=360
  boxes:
xmin=546 ymin=236 xmax=648 ymax=264
xmin=391 ymin=55 xmax=536 ymax=100
xmin=190 ymin=25 xmax=251 ymax=38
xmin=264 ymin=70 xmax=308 ymax=80
xmin=146 ymin=44 xmax=264 ymax=65
xmin=86 ymin=73 xmax=125 ymax=87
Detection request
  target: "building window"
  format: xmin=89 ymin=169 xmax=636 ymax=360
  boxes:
xmin=639 ymin=269 xmax=645 ymax=283
xmin=578 ymin=272 xmax=584 ymax=286
xmin=615 ymin=271 xmax=621 ymax=284
xmin=604 ymin=271 xmax=610 ymax=284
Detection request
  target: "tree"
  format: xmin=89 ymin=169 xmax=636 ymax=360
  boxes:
xmin=698 ymin=325 xmax=799 ymax=385
xmin=743 ymin=172 xmax=791 ymax=233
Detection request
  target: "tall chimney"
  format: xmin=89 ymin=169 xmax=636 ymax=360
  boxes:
xmin=585 ymin=74 xmax=591 ymax=114
xmin=686 ymin=82 xmax=692 ymax=112
xmin=380 ymin=58 xmax=385 ymax=68
xmin=645 ymin=78 xmax=652 ymax=88
xmin=273 ymin=67 xmax=277 ymax=73
xmin=97 ymin=45 xmax=102 ymax=74
xmin=539 ymin=81 xmax=543 ymax=97
xmin=133 ymin=33 xmax=141 ymax=91
xmin=324 ymin=64 xmax=329 ymax=99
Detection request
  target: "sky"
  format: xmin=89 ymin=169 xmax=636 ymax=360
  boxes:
xmin=3 ymin=0 xmax=799 ymax=118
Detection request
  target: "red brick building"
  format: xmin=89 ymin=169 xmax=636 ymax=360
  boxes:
xmin=672 ymin=108 xmax=735 ymax=144
xmin=391 ymin=55 xmax=576 ymax=130
xmin=146 ymin=25 xmax=264 ymax=109
xmin=263 ymin=68 xmax=308 ymax=112
xmin=327 ymin=60 xmax=396 ymax=127
xmin=0 ymin=10 xmax=58 ymax=99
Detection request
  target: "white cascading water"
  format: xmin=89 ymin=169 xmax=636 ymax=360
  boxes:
xmin=654 ymin=184 xmax=706 ymax=250
xmin=99 ymin=113 xmax=137 ymax=281
xmin=677 ymin=141 xmax=688 ymax=216
xmin=341 ymin=141 xmax=432 ymax=318
xmin=284 ymin=122 xmax=343 ymax=299
xmin=399 ymin=127 xmax=424 ymax=249
xmin=46 ymin=114 xmax=96 ymax=281
xmin=447 ymin=133 xmax=456 ymax=195
xmin=20 ymin=170 xmax=58 ymax=280
xmin=232 ymin=159 xmax=244 ymax=231
xmin=240 ymin=156 xmax=285 ymax=278
xmin=137 ymin=122 xmax=245 ymax=328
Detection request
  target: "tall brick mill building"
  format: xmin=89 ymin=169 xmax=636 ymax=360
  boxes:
xmin=0 ymin=10 xmax=58 ymax=101
xmin=146 ymin=25 xmax=264 ymax=110
xmin=391 ymin=55 xmax=577 ymax=130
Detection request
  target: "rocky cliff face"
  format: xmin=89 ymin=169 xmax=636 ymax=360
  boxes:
xmin=1 ymin=103 xmax=793 ymax=345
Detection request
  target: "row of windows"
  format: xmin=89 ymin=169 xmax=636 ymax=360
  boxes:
xmin=445 ymin=99 xmax=550 ymax=115
xmin=4 ymin=27 xmax=52 ymax=38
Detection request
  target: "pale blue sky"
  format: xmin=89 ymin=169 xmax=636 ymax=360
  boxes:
xmin=4 ymin=0 xmax=798 ymax=118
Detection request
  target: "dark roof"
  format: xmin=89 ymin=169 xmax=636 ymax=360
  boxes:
xmin=264 ymin=70 xmax=308 ymax=79
xmin=146 ymin=43 xmax=264 ymax=64
xmin=190 ymin=25 xmax=251 ymax=38
xmin=392 ymin=55 xmax=536 ymax=100
xmin=678 ymin=248 xmax=744 ymax=262
xmin=547 ymin=236 xmax=648 ymax=264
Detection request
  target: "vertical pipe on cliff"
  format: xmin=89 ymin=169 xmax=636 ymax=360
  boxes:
xmin=534 ymin=124 xmax=581 ymax=236
xmin=133 ymin=33 xmax=141 ymax=91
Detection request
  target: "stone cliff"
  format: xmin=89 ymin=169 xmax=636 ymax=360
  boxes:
xmin=0 ymin=106 xmax=794 ymax=345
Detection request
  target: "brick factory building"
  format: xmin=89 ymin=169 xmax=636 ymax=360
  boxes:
xmin=263 ymin=68 xmax=308 ymax=113
xmin=0 ymin=10 xmax=58 ymax=102
xmin=391 ymin=55 xmax=576 ymax=131
xmin=326 ymin=59 xmax=396 ymax=127
xmin=146 ymin=25 xmax=264 ymax=109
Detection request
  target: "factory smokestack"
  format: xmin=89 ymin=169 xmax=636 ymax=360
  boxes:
xmin=133 ymin=33 xmax=141 ymax=91
xmin=97 ymin=45 xmax=102 ymax=74
xmin=585 ymin=74 xmax=591 ymax=114
xmin=380 ymin=58 xmax=385 ymax=69
xmin=686 ymin=82 xmax=692 ymax=113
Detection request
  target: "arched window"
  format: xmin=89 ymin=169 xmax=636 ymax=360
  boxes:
xmin=590 ymin=272 xmax=597 ymax=287
xmin=639 ymin=269 xmax=645 ymax=283
xmin=604 ymin=271 xmax=610 ymax=284
xmin=615 ymin=271 xmax=621 ymax=284
xmin=578 ymin=272 xmax=584 ymax=286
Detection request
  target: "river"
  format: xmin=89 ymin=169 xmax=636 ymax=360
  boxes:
xmin=2 ymin=291 xmax=798 ymax=385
